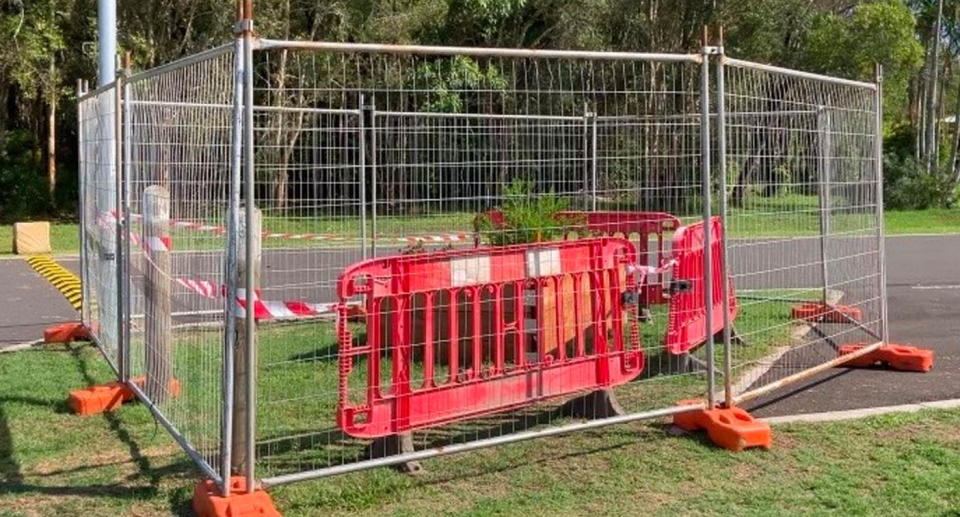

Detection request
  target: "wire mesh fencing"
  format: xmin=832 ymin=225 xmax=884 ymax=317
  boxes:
xmin=75 ymin=37 xmax=885 ymax=494
xmin=717 ymin=58 xmax=884 ymax=405
xmin=78 ymin=85 xmax=121 ymax=373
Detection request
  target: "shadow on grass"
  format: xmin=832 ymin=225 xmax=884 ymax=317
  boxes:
xmin=0 ymin=343 xmax=195 ymax=508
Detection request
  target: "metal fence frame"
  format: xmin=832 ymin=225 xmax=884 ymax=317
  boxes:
xmin=75 ymin=32 xmax=887 ymax=498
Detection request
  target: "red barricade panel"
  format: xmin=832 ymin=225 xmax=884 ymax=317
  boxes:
xmin=665 ymin=217 xmax=737 ymax=355
xmin=336 ymin=237 xmax=644 ymax=438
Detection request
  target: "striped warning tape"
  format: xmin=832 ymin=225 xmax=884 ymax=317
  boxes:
xmin=108 ymin=210 xmax=470 ymax=246
xmin=26 ymin=255 xmax=82 ymax=311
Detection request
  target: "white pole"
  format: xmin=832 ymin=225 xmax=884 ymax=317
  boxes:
xmin=97 ymin=0 xmax=116 ymax=86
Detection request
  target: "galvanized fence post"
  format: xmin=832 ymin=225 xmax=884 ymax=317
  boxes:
xmin=77 ymin=80 xmax=89 ymax=328
xmin=715 ymin=44 xmax=734 ymax=407
xmin=874 ymin=63 xmax=888 ymax=345
xmin=816 ymin=107 xmax=832 ymax=307
xmin=220 ymin=28 xmax=245 ymax=499
xmin=700 ymin=39 xmax=715 ymax=408
xmin=114 ymin=68 xmax=128 ymax=382
xmin=241 ymin=7 xmax=257 ymax=492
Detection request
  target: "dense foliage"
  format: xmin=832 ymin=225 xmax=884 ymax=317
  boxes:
xmin=1 ymin=0 xmax=958 ymax=220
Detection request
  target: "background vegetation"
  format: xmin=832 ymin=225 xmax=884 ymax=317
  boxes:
xmin=2 ymin=0 xmax=959 ymax=221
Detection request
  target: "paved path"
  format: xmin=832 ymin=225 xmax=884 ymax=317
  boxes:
xmin=747 ymin=234 xmax=960 ymax=416
xmin=0 ymin=258 xmax=79 ymax=346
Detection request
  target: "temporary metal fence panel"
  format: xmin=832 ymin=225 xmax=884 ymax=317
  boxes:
xmin=717 ymin=58 xmax=884 ymax=404
xmin=74 ymin=38 xmax=886 ymax=493
xmin=246 ymin=42 xmax=717 ymax=486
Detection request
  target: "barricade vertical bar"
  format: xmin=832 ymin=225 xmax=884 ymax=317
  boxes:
xmin=700 ymin=42 xmax=715 ymax=408
xmin=114 ymin=68 xmax=127 ymax=382
xmin=242 ymin=7 xmax=257 ymax=492
xmin=816 ymin=107 xmax=832 ymax=306
xmin=874 ymin=64 xmax=889 ymax=344
xmin=220 ymin=30 xmax=244 ymax=499
xmin=715 ymin=49 xmax=733 ymax=407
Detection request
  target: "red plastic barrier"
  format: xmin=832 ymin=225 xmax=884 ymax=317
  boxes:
xmin=336 ymin=237 xmax=644 ymax=438
xmin=665 ymin=217 xmax=737 ymax=355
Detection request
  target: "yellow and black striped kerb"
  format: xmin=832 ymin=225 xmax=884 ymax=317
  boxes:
xmin=26 ymin=255 xmax=82 ymax=311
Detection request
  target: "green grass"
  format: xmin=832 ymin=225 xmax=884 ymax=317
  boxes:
xmin=0 ymin=223 xmax=79 ymax=256
xmin=1 ymin=342 xmax=958 ymax=516
xmin=3 ymin=204 xmax=957 ymax=257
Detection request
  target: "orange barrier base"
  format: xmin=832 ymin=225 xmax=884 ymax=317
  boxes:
xmin=673 ymin=401 xmax=772 ymax=452
xmin=68 ymin=376 xmax=181 ymax=416
xmin=791 ymin=302 xmax=862 ymax=323
xmin=43 ymin=322 xmax=90 ymax=344
xmin=838 ymin=343 xmax=934 ymax=373
xmin=193 ymin=477 xmax=281 ymax=517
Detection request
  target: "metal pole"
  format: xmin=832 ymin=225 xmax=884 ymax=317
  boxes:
xmin=220 ymin=25 xmax=245 ymax=499
xmin=359 ymin=97 xmax=369 ymax=260
xmin=715 ymin=46 xmax=733 ymax=408
xmin=77 ymin=80 xmax=89 ymax=327
xmin=241 ymin=2 xmax=257 ymax=492
xmin=700 ymin=40 xmax=715 ymax=408
xmin=97 ymin=0 xmax=116 ymax=86
xmin=370 ymin=102 xmax=378 ymax=257
xmin=260 ymin=402 xmax=706 ymax=488
xmin=590 ymin=111 xmax=598 ymax=211
xmin=122 ymin=56 xmax=133 ymax=382
xmin=816 ymin=107 xmax=832 ymax=307
xmin=582 ymin=104 xmax=589 ymax=208
xmin=114 ymin=67 xmax=127 ymax=382
xmin=874 ymin=64 xmax=889 ymax=345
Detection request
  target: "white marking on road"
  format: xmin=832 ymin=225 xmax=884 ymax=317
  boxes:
xmin=912 ymin=284 xmax=960 ymax=290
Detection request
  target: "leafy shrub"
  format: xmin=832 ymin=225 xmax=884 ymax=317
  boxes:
xmin=473 ymin=178 xmax=578 ymax=245
xmin=884 ymin=152 xmax=958 ymax=210
xmin=0 ymin=130 xmax=50 ymax=222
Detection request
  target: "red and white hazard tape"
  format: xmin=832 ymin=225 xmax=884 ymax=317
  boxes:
xmin=172 ymin=278 xmax=355 ymax=322
xmin=124 ymin=211 xmax=469 ymax=245
xmin=235 ymin=288 xmax=344 ymax=320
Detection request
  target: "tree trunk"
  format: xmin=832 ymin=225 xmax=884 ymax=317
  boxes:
xmin=46 ymin=98 xmax=56 ymax=202
xmin=923 ymin=0 xmax=944 ymax=174
xmin=951 ymin=79 xmax=960 ymax=187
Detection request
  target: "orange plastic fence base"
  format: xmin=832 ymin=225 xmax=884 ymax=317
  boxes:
xmin=193 ymin=477 xmax=282 ymax=517
xmin=673 ymin=401 xmax=772 ymax=451
xmin=838 ymin=343 xmax=934 ymax=373
xmin=791 ymin=302 xmax=862 ymax=323
xmin=43 ymin=322 xmax=89 ymax=344
xmin=67 ymin=376 xmax=181 ymax=416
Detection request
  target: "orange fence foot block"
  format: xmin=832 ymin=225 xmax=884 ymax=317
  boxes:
xmin=673 ymin=401 xmax=772 ymax=452
xmin=193 ymin=477 xmax=282 ymax=517
xmin=838 ymin=343 xmax=934 ymax=373
xmin=67 ymin=376 xmax=181 ymax=416
xmin=43 ymin=322 xmax=89 ymax=344
xmin=791 ymin=302 xmax=862 ymax=324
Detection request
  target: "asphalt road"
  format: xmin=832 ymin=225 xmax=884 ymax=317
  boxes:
xmin=1 ymin=234 xmax=957 ymax=416
xmin=746 ymin=234 xmax=960 ymax=416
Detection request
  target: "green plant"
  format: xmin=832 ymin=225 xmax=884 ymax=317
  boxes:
xmin=473 ymin=178 xmax=579 ymax=245
xmin=884 ymin=152 xmax=959 ymax=210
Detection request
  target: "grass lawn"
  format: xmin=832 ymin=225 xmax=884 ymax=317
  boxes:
xmin=2 ymin=206 xmax=957 ymax=258
xmin=0 ymin=223 xmax=79 ymax=256
xmin=0 ymin=342 xmax=958 ymax=516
